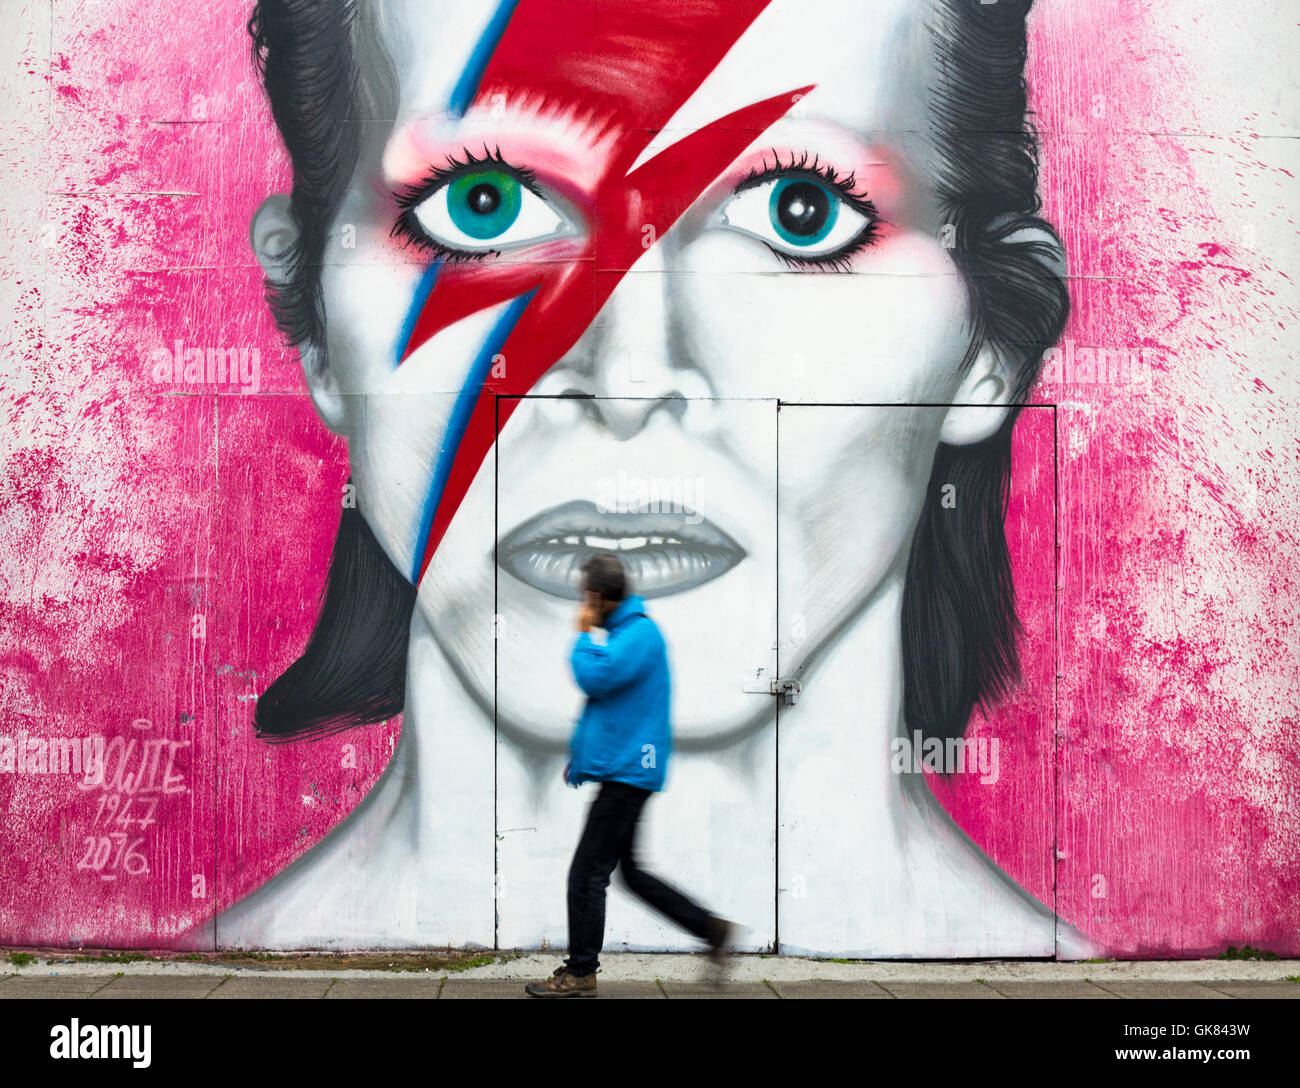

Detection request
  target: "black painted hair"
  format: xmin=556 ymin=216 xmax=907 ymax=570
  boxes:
xmin=256 ymin=501 xmax=416 ymax=741
xmin=582 ymin=554 xmax=629 ymax=604
xmin=248 ymin=0 xmax=361 ymax=355
xmin=248 ymin=0 xmax=1068 ymax=745
xmin=905 ymin=0 xmax=1068 ymax=742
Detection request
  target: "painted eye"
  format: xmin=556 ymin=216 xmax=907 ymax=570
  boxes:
xmin=719 ymin=177 xmax=874 ymax=259
xmin=411 ymin=168 xmax=573 ymax=252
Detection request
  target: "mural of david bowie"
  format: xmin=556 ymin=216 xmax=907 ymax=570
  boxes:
xmin=212 ymin=0 xmax=1103 ymax=958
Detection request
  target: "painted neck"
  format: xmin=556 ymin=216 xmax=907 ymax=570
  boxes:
xmin=394 ymin=574 xmax=923 ymax=819
xmin=389 ymin=606 xmax=495 ymax=812
xmin=778 ymin=576 xmax=920 ymax=812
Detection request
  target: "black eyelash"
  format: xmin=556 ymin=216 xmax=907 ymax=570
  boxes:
xmin=735 ymin=148 xmax=884 ymax=271
xmin=390 ymin=145 xmax=542 ymax=262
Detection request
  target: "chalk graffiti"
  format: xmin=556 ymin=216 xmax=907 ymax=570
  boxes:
xmin=75 ymin=720 xmax=190 ymax=883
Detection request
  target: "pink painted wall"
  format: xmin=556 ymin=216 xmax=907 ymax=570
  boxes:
xmin=0 ymin=0 xmax=1295 ymax=956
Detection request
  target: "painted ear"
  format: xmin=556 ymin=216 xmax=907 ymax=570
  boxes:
xmin=938 ymin=343 xmax=1014 ymax=447
xmin=250 ymin=193 xmax=348 ymax=434
xmin=939 ymin=219 xmax=1066 ymax=447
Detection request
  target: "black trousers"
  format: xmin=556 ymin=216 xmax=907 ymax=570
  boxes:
xmin=565 ymin=780 xmax=717 ymax=976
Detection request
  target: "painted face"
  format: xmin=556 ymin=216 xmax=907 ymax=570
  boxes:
xmin=316 ymin=0 xmax=992 ymax=749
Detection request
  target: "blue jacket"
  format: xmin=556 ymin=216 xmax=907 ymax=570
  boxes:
xmin=566 ymin=595 xmax=670 ymax=791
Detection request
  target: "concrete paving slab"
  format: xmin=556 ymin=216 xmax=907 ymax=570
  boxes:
xmin=879 ymin=982 xmax=1004 ymax=999
xmin=1095 ymin=982 xmax=1231 ymax=999
xmin=326 ymin=978 xmax=445 ymax=999
xmin=592 ymin=982 xmax=665 ymax=998
xmin=442 ymin=979 xmax=536 ymax=999
xmin=444 ymin=979 xmax=666 ymax=999
xmin=661 ymin=981 xmax=777 ymax=999
xmin=207 ymin=977 xmax=334 ymax=999
xmin=986 ymin=981 xmax=1118 ymax=999
xmin=0 ymin=970 xmax=1295 ymax=999
xmin=92 ymin=976 xmax=225 ymax=999
xmin=421 ymin=953 xmax=1300 ymax=984
xmin=5 ymin=954 xmax=1300 ymax=986
xmin=1202 ymin=982 xmax=1300 ymax=999
xmin=768 ymin=981 xmax=893 ymax=999
xmin=90 ymin=973 xmax=220 ymax=988
xmin=0 ymin=975 xmax=119 ymax=998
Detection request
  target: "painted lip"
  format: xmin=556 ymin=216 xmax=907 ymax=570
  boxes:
xmin=497 ymin=500 xmax=745 ymax=600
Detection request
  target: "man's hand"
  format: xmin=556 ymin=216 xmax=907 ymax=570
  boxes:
xmin=576 ymin=592 xmax=601 ymax=632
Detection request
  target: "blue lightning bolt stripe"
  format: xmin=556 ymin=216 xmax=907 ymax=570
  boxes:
xmin=395 ymin=260 xmax=443 ymax=368
xmin=447 ymin=0 xmax=522 ymax=117
xmin=410 ymin=287 xmax=537 ymax=583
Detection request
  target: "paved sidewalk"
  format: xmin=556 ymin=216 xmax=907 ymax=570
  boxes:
xmin=2 ymin=955 xmax=1297 ymax=998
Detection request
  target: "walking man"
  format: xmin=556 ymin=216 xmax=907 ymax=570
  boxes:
xmin=526 ymin=554 xmax=733 ymax=997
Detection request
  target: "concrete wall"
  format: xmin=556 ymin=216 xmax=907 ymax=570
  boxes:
xmin=0 ymin=0 xmax=1295 ymax=957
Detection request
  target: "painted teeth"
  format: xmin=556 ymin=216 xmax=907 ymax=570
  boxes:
xmin=541 ymin=534 xmax=685 ymax=551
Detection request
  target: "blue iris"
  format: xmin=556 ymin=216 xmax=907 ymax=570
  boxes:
xmin=769 ymin=178 xmax=837 ymax=247
xmin=447 ymin=169 xmax=523 ymax=240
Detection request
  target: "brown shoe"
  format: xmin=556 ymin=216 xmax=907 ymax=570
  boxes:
xmin=525 ymin=965 xmax=598 ymax=998
xmin=706 ymin=917 xmax=736 ymax=984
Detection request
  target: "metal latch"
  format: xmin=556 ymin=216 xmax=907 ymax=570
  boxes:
xmin=742 ymin=666 xmax=801 ymax=704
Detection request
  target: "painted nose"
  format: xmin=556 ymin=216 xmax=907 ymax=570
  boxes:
xmin=538 ymin=239 xmax=707 ymax=440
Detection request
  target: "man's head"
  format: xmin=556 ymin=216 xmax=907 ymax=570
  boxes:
xmin=580 ymin=554 xmax=628 ymax=623
xmin=248 ymin=0 xmax=1067 ymax=750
